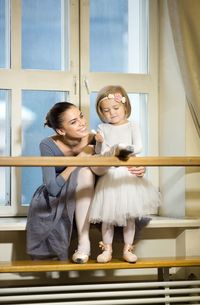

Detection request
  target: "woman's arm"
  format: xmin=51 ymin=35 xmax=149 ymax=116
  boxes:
xmin=40 ymin=142 xmax=76 ymax=196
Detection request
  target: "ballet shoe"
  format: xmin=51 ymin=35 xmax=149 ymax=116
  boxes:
xmin=115 ymin=144 xmax=134 ymax=160
xmin=97 ymin=242 xmax=112 ymax=263
xmin=123 ymin=244 xmax=137 ymax=263
xmin=72 ymin=251 xmax=89 ymax=264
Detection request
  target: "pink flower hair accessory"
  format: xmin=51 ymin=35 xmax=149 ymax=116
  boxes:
xmin=100 ymin=93 xmax=126 ymax=104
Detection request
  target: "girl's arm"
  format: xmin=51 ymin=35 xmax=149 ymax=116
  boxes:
xmin=131 ymin=122 xmax=143 ymax=154
xmin=93 ymin=126 xmax=105 ymax=154
xmin=128 ymin=122 xmax=145 ymax=176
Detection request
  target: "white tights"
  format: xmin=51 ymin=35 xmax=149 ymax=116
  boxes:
xmin=102 ymin=218 xmax=136 ymax=245
xmin=75 ymin=167 xmax=95 ymax=254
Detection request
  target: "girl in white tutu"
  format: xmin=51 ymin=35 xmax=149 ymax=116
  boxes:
xmin=89 ymin=85 xmax=160 ymax=263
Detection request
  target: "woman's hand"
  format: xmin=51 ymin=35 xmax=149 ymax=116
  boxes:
xmin=78 ymin=145 xmax=95 ymax=156
xmin=127 ymin=166 xmax=146 ymax=177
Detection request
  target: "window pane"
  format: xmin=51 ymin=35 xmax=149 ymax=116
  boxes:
xmin=0 ymin=0 xmax=10 ymax=68
xmin=90 ymin=92 xmax=148 ymax=155
xmin=90 ymin=0 xmax=148 ymax=73
xmin=22 ymin=0 xmax=69 ymax=70
xmin=0 ymin=90 xmax=10 ymax=206
xmin=21 ymin=90 xmax=68 ymax=205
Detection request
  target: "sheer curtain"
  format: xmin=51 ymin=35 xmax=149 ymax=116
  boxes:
xmin=167 ymin=0 xmax=200 ymax=137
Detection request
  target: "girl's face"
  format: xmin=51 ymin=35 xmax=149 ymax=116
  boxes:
xmin=100 ymin=98 xmax=127 ymax=125
xmin=57 ymin=106 xmax=88 ymax=139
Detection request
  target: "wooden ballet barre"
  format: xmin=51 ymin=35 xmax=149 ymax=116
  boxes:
xmin=0 ymin=156 xmax=199 ymax=167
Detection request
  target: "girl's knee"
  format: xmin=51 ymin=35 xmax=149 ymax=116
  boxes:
xmin=78 ymin=167 xmax=95 ymax=185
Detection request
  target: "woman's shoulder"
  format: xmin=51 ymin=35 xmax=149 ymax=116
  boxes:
xmin=40 ymin=137 xmax=54 ymax=149
xmin=39 ymin=137 xmax=59 ymax=156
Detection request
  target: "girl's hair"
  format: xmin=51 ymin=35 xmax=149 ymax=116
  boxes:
xmin=44 ymin=101 xmax=75 ymax=131
xmin=96 ymin=85 xmax=132 ymax=122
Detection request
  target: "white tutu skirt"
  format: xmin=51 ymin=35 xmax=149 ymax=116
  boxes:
xmin=89 ymin=167 xmax=161 ymax=227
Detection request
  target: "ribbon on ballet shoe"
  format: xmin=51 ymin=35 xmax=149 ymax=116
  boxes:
xmin=99 ymin=241 xmax=105 ymax=250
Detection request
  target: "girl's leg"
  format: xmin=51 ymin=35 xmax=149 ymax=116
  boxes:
xmin=72 ymin=167 xmax=95 ymax=263
xmin=97 ymin=222 xmax=114 ymax=263
xmin=123 ymin=218 xmax=137 ymax=262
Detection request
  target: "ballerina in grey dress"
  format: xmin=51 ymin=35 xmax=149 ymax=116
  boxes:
xmin=26 ymin=102 xmax=95 ymax=262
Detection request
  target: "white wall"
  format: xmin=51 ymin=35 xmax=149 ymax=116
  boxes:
xmin=159 ymin=0 xmax=200 ymax=217
xmin=159 ymin=0 xmax=186 ymax=217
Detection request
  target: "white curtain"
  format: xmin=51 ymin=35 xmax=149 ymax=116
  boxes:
xmin=167 ymin=0 xmax=200 ymax=137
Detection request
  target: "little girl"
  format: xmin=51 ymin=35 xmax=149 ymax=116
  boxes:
xmin=89 ymin=85 xmax=160 ymax=263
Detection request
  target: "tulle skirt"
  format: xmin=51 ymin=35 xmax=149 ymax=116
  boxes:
xmin=89 ymin=167 xmax=161 ymax=226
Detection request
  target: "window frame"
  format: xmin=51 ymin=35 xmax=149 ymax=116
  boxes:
xmin=0 ymin=0 xmax=159 ymax=216
xmin=0 ymin=0 xmax=80 ymax=216
xmin=80 ymin=0 xmax=159 ymax=183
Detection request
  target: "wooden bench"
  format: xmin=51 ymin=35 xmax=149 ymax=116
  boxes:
xmin=0 ymin=257 xmax=200 ymax=281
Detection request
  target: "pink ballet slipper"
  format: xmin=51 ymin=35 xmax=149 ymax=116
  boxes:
xmin=123 ymin=244 xmax=137 ymax=263
xmin=97 ymin=241 xmax=112 ymax=263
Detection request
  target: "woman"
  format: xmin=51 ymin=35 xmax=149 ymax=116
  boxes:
xmin=26 ymin=101 xmax=146 ymax=263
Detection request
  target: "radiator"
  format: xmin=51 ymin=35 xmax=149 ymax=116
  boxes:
xmin=0 ymin=280 xmax=200 ymax=305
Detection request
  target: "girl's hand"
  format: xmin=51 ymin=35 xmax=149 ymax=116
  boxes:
xmin=128 ymin=166 xmax=146 ymax=177
xmin=95 ymin=132 xmax=104 ymax=143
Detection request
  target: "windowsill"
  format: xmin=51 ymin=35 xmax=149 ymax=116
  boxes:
xmin=0 ymin=216 xmax=200 ymax=231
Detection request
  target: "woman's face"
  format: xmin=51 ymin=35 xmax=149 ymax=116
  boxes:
xmin=58 ymin=106 xmax=88 ymax=139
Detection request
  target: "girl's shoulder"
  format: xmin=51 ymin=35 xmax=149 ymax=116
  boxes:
xmin=128 ymin=120 xmax=140 ymax=128
xmin=97 ymin=123 xmax=107 ymax=131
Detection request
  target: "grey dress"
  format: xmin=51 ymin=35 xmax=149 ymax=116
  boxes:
xmin=26 ymin=138 xmax=80 ymax=260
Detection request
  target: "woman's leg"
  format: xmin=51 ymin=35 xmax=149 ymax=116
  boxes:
xmin=72 ymin=167 xmax=95 ymax=263
xmin=123 ymin=218 xmax=137 ymax=262
xmin=97 ymin=222 xmax=114 ymax=263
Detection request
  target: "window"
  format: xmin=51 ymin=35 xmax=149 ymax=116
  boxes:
xmin=0 ymin=0 xmax=10 ymax=68
xmin=0 ymin=0 xmax=158 ymax=215
xmin=21 ymin=90 xmax=68 ymax=205
xmin=90 ymin=0 xmax=148 ymax=73
xmin=22 ymin=0 xmax=69 ymax=70
xmin=0 ymin=90 xmax=10 ymax=206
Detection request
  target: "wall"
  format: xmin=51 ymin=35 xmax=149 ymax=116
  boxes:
xmin=159 ymin=0 xmax=200 ymax=217
xmin=186 ymin=105 xmax=200 ymax=216
xmin=159 ymin=0 xmax=197 ymax=218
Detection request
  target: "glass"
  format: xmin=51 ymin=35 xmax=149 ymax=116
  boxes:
xmin=0 ymin=0 xmax=10 ymax=68
xmin=90 ymin=92 xmax=148 ymax=155
xmin=90 ymin=0 xmax=148 ymax=73
xmin=22 ymin=0 xmax=69 ymax=70
xmin=21 ymin=90 xmax=68 ymax=205
xmin=0 ymin=90 xmax=10 ymax=206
